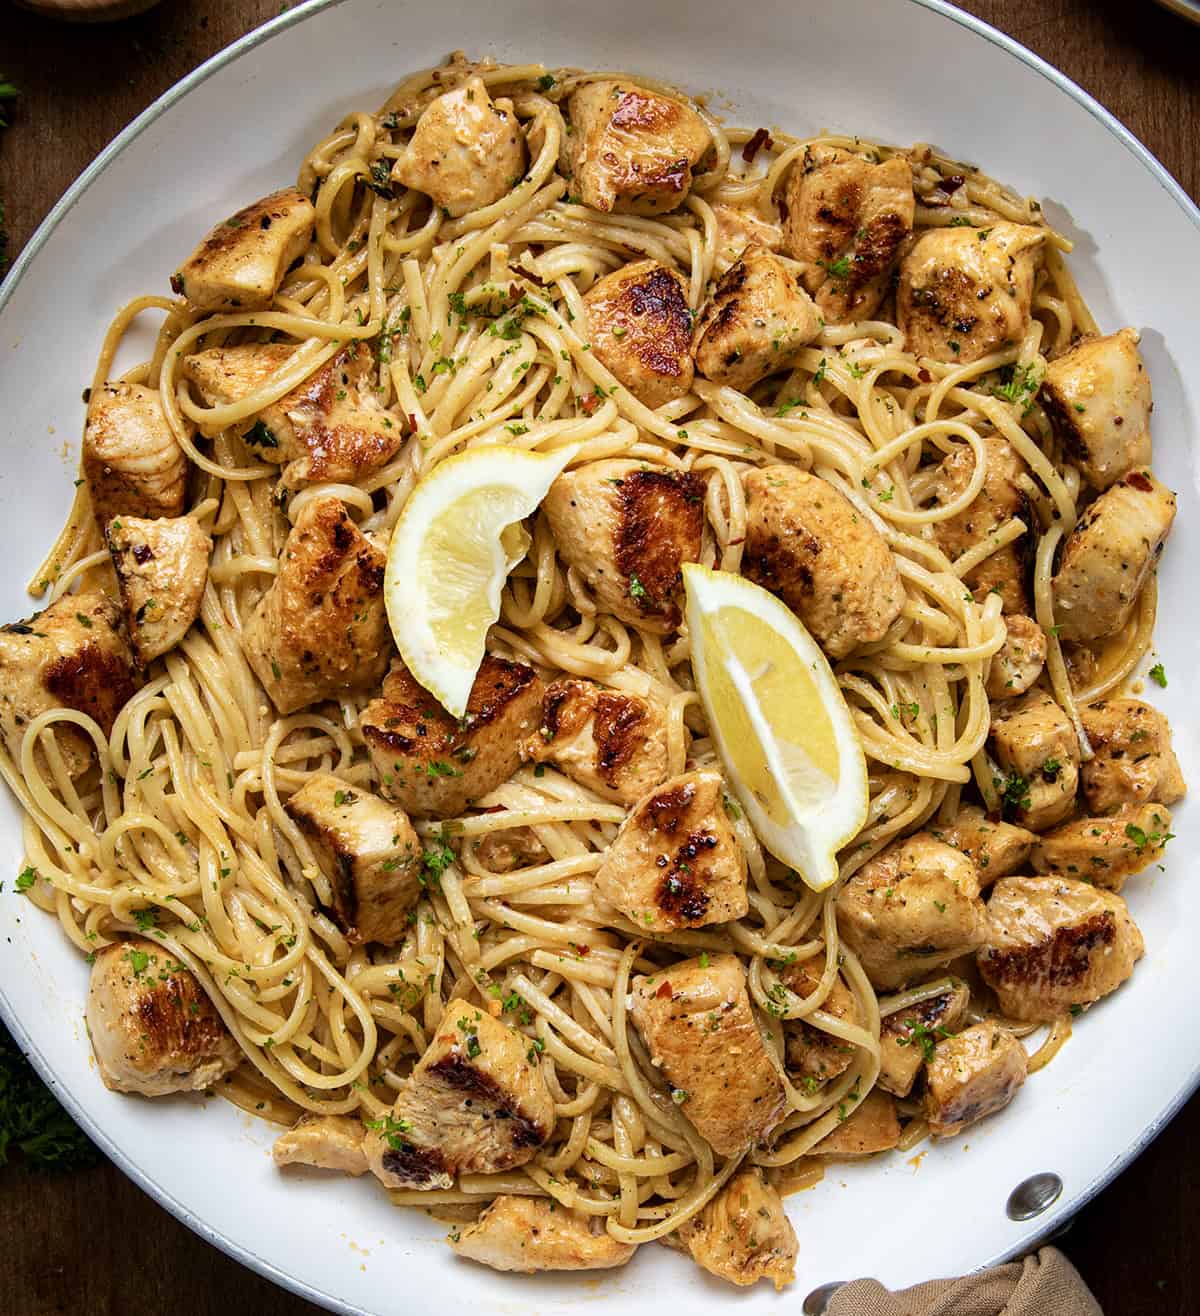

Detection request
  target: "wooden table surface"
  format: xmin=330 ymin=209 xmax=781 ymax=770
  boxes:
xmin=1 ymin=1 xmax=1198 ymax=1312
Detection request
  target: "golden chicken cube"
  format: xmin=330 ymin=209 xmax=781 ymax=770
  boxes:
xmin=629 ymin=952 xmax=786 ymax=1156
xmin=242 ymin=497 xmax=390 ymax=714
xmin=526 ymin=677 xmax=670 ymax=805
xmin=1039 ymin=328 xmax=1153 ymax=490
xmin=924 ymin=1021 xmax=1028 ymax=1138
xmin=83 ymin=382 xmax=188 ymax=528
xmin=1051 ymin=469 xmax=1175 ymax=644
xmin=1031 ymin=804 xmax=1173 ymax=892
xmin=86 ymin=938 xmax=239 ymax=1096
xmin=710 ymin=201 xmax=784 ymax=276
xmin=985 ymin=614 xmax=1046 ymax=700
xmin=364 ymin=999 xmax=554 ymax=1190
xmin=0 ymin=591 xmax=138 ymax=779
xmin=898 ymin=221 xmax=1044 ymax=364
xmin=678 ymin=1168 xmax=797 ymax=1290
xmin=742 ymin=465 xmax=905 ymax=659
xmin=1079 ymin=698 xmax=1186 ymax=814
xmin=273 ymin=1115 xmax=369 ymax=1175
xmin=877 ymin=978 xmax=970 ymax=1098
xmin=106 ymin=515 xmax=211 ymax=665
xmin=779 ymin=957 xmax=861 ymax=1089
xmin=693 ymin=244 xmax=821 ymax=392
xmin=989 ymin=689 xmax=1080 ymax=831
xmin=542 ymin=459 xmax=705 ymax=633
xmin=170 ymin=187 xmax=315 ymax=311
xmin=392 ymin=76 xmax=525 ymax=218
xmin=835 ymin=832 xmax=987 ymax=991
xmin=567 ymin=80 xmax=712 ymax=216
xmin=782 ymin=145 xmax=915 ymax=324
xmin=285 ymin=773 xmax=422 ymax=945
xmin=930 ymin=805 xmax=1034 ymax=883
xmin=595 ymin=770 xmax=748 ymax=931
xmin=978 ymin=875 xmax=1144 ymax=1022
xmin=582 ymin=259 xmax=694 ymax=409
xmin=361 ymin=656 xmax=543 ymax=819
xmin=449 ymin=1195 xmax=635 ymax=1273
xmin=811 ymin=1088 xmax=901 ymax=1158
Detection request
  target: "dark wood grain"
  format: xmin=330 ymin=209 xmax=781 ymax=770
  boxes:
xmin=0 ymin=2 xmax=1197 ymax=1313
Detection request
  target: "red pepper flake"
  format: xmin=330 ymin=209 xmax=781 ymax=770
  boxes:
xmin=918 ymin=368 xmax=933 ymax=383
xmin=1126 ymin=470 xmax=1153 ymax=492
xmin=742 ymin=127 xmax=773 ymax=164
xmin=478 ymin=803 xmax=507 ymax=814
xmin=941 ymin=174 xmax=965 ymax=194
xmin=580 ymin=391 xmax=602 ymax=416
xmin=509 ymin=282 xmax=522 ymax=303
xmin=569 ymin=941 xmax=591 ymax=958
xmin=406 ymin=413 xmax=418 ymax=432
xmin=655 ymin=979 xmax=673 ymax=999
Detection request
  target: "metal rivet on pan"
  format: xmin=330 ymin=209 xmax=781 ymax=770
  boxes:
xmin=1006 ymin=1172 xmax=1063 ymax=1221
xmin=803 ymin=1281 xmax=847 ymax=1314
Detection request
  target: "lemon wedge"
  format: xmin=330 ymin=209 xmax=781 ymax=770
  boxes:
xmin=683 ymin=563 xmax=868 ymax=891
xmin=385 ymin=444 xmax=578 ymax=716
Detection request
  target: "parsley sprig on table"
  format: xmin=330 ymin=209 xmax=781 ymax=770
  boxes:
xmin=0 ymin=1020 xmax=96 ymax=1171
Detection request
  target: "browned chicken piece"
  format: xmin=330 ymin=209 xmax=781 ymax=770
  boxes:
xmin=629 ymin=953 xmax=786 ymax=1155
xmin=985 ymin=614 xmax=1046 ymax=700
xmin=183 ymin=342 xmax=404 ymax=486
xmin=924 ymin=1021 xmax=1028 ymax=1138
xmin=678 ymin=1168 xmax=797 ymax=1290
xmin=85 ymin=938 xmax=239 ymax=1096
xmin=978 ymin=875 xmax=1144 ymax=1022
xmin=472 ymin=827 xmax=549 ymax=873
xmin=779 ymin=958 xmax=860 ymax=1088
xmin=582 ymin=260 xmax=694 ymax=409
xmin=742 ymin=465 xmax=905 ymax=659
xmin=989 ymin=689 xmax=1080 ymax=831
xmin=1051 ymin=469 xmax=1175 ymax=644
xmin=710 ymin=202 xmax=784 ymax=275
xmin=811 ymin=1088 xmax=901 ymax=1157
xmin=285 ymin=773 xmax=421 ymax=944
xmin=526 ymin=678 xmax=670 ymax=805
xmin=835 ymin=832 xmax=987 ymax=991
xmin=171 ymin=188 xmax=315 ymax=311
xmin=542 ymin=459 xmax=704 ymax=633
xmin=449 ymin=1195 xmax=635 ymax=1273
xmin=567 ymin=80 xmax=712 ymax=216
xmin=106 ymin=515 xmax=211 ymax=665
xmin=0 ymin=591 xmax=138 ymax=779
xmin=1038 ymin=328 xmax=1153 ymax=490
xmin=595 ymin=770 xmax=747 ymax=931
xmin=930 ymin=806 xmax=1034 ymax=883
xmin=877 ymin=979 xmax=970 ymax=1098
xmin=273 ymin=1115 xmax=369 ymax=1175
xmin=1078 ymin=698 xmax=1186 ymax=814
xmin=1031 ymin=804 xmax=1173 ymax=892
xmin=364 ymin=999 xmax=554 ymax=1190
xmin=392 ymin=77 xmax=525 ymax=218
xmin=83 ymin=382 xmax=188 ymax=528
xmin=929 ymin=432 xmax=1031 ymax=614
xmin=693 ymin=245 xmax=821 ymax=392
xmin=242 ymin=497 xmax=390 ymax=715
xmin=897 ymin=222 xmax=1044 ymax=364
xmin=361 ymin=656 xmax=542 ymax=818
xmin=782 ymin=145 xmax=915 ymax=323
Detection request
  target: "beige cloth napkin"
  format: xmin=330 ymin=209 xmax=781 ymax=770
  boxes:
xmin=825 ymin=1247 xmax=1102 ymax=1316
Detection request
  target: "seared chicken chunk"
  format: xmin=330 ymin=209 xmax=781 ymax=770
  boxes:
xmin=629 ymin=953 xmax=786 ymax=1155
xmin=393 ymin=76 xmax=524 ymax=219
xmin=543 ymin=459 xmax=704 ymax=633
xmin=285 ymin=773 xmax=421 ymax=944
xmin=0 ymin=591 xmax=138 ymax=778
xmin=273 ymin=1115 xmax=368 ymax=1175
xmin=106 ymin=515 xmax=211 ymax=665
xmin=83 ymin=383 xmax=188 ymax=528
xmin=782 ymin=145 xmax=915 ymax=323
xmin=693 ymin=244 xmax=821 ymax=391
xmin=361 ymin=656 xmax=542 ymax=818
xmin=171 ymin=187 xmax=314 ymax=311
xmin=527 ymin=678 xmax=670 ymax=805
xmin=878 ymin=979 xmax=970 ymax=1098
xmin=836 ymin=833 xmax=987 ymax=991
xmin=1039 ymin=328 xmax=1152 ymax=490
xmin=449 ymin=1195 xmax=635 ymax=1273
xmin=242 ymin=497 xmax=390 ymax=715
xmin=567 ymin=80 xmax=711 ymax=216
xmin=985 ymin=614 xmax=1046 ymax=700
xmin=711 ymin=202 xmax=784 ymax=275
xmin=742 ymin=465 xmax=905 ymax=658
xmin=1051 ymin=469 xmax=1175 ymax=644
xmin=812 ymin=1088 xmax=901 ymax=1157
xmin=897 ymin=222 xmax=1044 ymax=364
xmin=595 ymin=770 xmax=747 ymax=931
xmin=989 ymin=689 xmax=1080 ymax=830
xmin=679 ymin=1168 xmax=797 ymax=1290
xmin=924 ymin=1021 xmax=1028 ymax=1138
xmin=472 ymin=827 xmax=549 ymax=873
xmin=1031 ymin=804 xmax=1173 ymax=892
xmin=365 ymin=999 xmax=554 ymax=1189
xmin=779 ymin=958 xmax=860 ymax=1088
xmin=931 ymin=806 xmax=1034 ymax=883
xmin=978 ymin=875 xmax=1144 ymax=1022
xmin=1078 ymin=698 xmax=1186 ymax=814
xmin=583 ymin=259 xmax=694 ymax=408
xmin=86 ymin=938 xmax=239 ymax=1096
